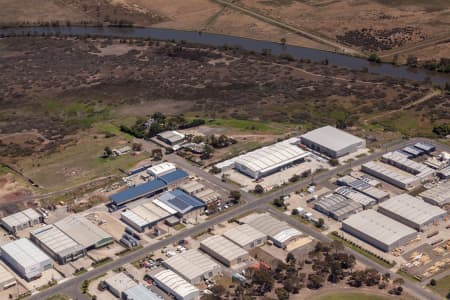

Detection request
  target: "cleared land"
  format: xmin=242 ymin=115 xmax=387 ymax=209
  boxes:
xmin=429 ymin=275 xmax=450 ymax=298
xmin=311 ymin=292 xmax=400 ymax=300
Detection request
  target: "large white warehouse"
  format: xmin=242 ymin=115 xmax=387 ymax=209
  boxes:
xmin=200 ymin=235 xmax=249 ymax=267
xmin=223 ymin=224 xmax=267 ymax=250
xmin=219 ymin=138 xmax=310 ymax=179
xmin=378 ymin=194 xmax=447 ymax=231
xmin=419 ymin=181 xmax=450 ymax=207
xmin=0 ymin=238 xmax=52 ymax=280
xmin=361 ymin=161 xmax=420 ymax=190
xmin=300 ymin=126 xmax=366 ymax=158
xmin=342 ymin=210 xmax=418 ymax=252
xmin=150 ymin=269 xmax=200 ymax=300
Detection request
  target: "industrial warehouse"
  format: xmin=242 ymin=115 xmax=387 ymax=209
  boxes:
xmin=30 ymin=224 xmax=85 ymax=264
xmin=121 ymin=201 xmax=175 ymax=232
xmin=104 ymin=272 xmax=138 ymax=298
xmin=300 ymin=125 xmax=366 ymax=158
xmin=381 ymin=152 xmax=435 ymax=180
xmin=314 ymin=193 xmax=363 ymax=221
xmin=0 ymin=238 xmax=52 ymax=280
xmin=361 ymin=161 xmax=420 ymax=190
xmin=200 ymin=235 xmax=249 ymax=267
xmin=1 ymin=208 xmax=42 ymax=234
xmin=334 ymin=186 xmax=376 ymax=209
xmin=157 ymin=130 xmax=186 ymax=146
xmin=223 ymin=224 xmax=267 ymax=250
xmin=147 ymin=162 xmax=177 ymax=177
xmin=241 ymin=213 xmax=302 ymax=248
xmin=342 ymin=210 xmax=418 ymax=252
xmin=336 ymin=175 xmax=389 ymax=202
xmin=162 ymin=249 xmax=222 ymax=284
xmin=419 ymin=181 xmax=450 ymax=207
xmin=157 ymin=189 xmax=205 ymax=217
xmin=123 ymin=284 xmax=162 ymax=300
xmin=54 ymin=215 xmax=113 ymax=250
xmin=378 ymin=194 xmax=447 ymax=231
xmin=150 ymin=269 xmax=199 ymax=300
xmin=216 ymin=138 xmax=310 ymax=179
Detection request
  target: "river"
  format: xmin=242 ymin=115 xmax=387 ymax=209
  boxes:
xmin=1 ymin=26 xmax=449 ymax=86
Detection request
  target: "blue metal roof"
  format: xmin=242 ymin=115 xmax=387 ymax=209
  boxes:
xmin=110 ymin=179 xmax=166 ymax=206
xmin=160 ymin=169 xmax=188 ymax=184
xmin=159 ymin=189 xmax=205 ymax=214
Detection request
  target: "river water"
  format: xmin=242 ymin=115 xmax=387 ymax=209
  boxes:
xmin=1 ymin=26 xmax=449 ymax=85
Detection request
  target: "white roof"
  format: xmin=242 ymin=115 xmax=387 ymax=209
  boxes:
xmin=301 ymin=126 xmax=365 ymax=152
xmin=158 ymin=131 xmax=185 ymax=143
xmin=126 ymin=202 xmax=173 ymax=225
xmin=195 ymin=189 xmax=220 ymax=204
xmin=438 ymin=165 xmax=450 ymax=177
xmin=419 ymin=181 xmax=450 ymax=206
xmin=0 ymin=238 xmax=51 ymax=269
xmin=55 ymin=215 xmax=112 ymax=248
xmin=241 ymin=213 xmax=302 ymax=244
xmin=21 ymin=208 xmax=41 ymax=220
xmin=382 ymin=152 xmax=435 ymax=179
xmin=343 ymin=210 xmax=417 ymax=246
xmin=362 ymin=161 xmax=419 ymax=185
xmin=31 ymin=225 xmax=84 ymax=257
xmin=379 ymin=194 xmax=447 ymax=227
xmin=223 ymin=224 xmax=266 ymax=247
xmin=148 ymin=162 xmax=176 ymax=176
xmin=104 ymin=272 xmax=137 ymax=293
xmin=152 ymin=199 xmax=178 ymax=215
xmin=315 ymin=193 xmax=362 ymax=218
xmin=234 ymin=139 xmax=310 ymax=174
xmin=1 ymin=208 xmax=40 ymax=228
xmin=179 ymin=181 xmax=205 ymax=194
xmin=124 ymin=285 xmax=162 ymax=300
xmin=334 ymin=186 xmax=376 ymax=207
xmin=164 ymin=249 xmax=221 ymax=281
xmin=121 ymin=210 xmax=148 ymax=228
xmin=152 ymin=269 xmax=199 ymax=298
xmin=200 ymin=235 xmax=248 ymax=262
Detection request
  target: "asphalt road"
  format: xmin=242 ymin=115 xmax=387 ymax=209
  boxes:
xmin=33 ymin=138 xmax=448 ymax=300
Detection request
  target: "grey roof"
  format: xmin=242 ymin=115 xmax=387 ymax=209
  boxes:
xmin=31 ymin=224 xmax=84 ymax=258
xmin=379 ymin=194 xmax=447 ymax=226
xmin=123 ymin=285 xmax=162 ymax=300
xmin=419 ymin=181 xmax=450 ymax=206
xmin=55 ymin=215 xmax=112 ymax=248
xmin=223 ymin=224 xmax=266 ymax=248
xmin=158 ymin=131 xmax=185 ymax=143
xmin=362 ymin=161 xmax=419 ymax=186
xmin=343 ymin=210 xmax=417 ymax=246
xmin=163 ymin=249 xmax=221 ymax=281
xmin=314 ymin=193 xmax=362 ymax=219
xmin=21 ymin=208 xmax=41 ymax=220
xmin=334 ymin=186 xmax=376 ymax=208
xmin=234 ymin=139 xmax=309 ymax=174
xmin=382 ymin=152 xmax=434 ymax=179
xmin=301 ymin=125 xmax=365 ymax=152
xmin=240 ymin=213 xmax=302 ymax=244
xmin=200 ymin=235 xmax=248 ymax=262
xmin=104 ymin=272 xmax=137 ymax=293
xmin=179 ymin=181 xmax=205 ymax=194
xmin=0 ymin=238 xmax=51 ymax=269
xmin=151 ymin=269 xmax=199 ymax=298
xmin=1 ymin=208 xmax=40 ymax=228
xmin=438 ymin=166 xmax=450 ymax=178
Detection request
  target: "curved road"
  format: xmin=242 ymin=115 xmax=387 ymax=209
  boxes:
xmin=32 ymin=138 xmax=447 ymax=300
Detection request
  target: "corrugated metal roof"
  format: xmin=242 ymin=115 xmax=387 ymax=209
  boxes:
xmin=382 ymin=152 xmax=434 ymax=179
xmin=334 ymin=186 xmax=376 ymax=208
xmin=379 ymin=194 xmax=446 ymax=227
xmin=343 ymin=210 xmax=417 ymax=246
xmin=0 ymin=238 xmax=51 ymax=269
xmin=200 ymin=235 xmax=248 ymax=262
xmin=151 ymin=269 xmax=199 ymax=298
xmin=301 ymin=126 xmax=365 ymax=152
xmin=164 ymin=249 xmax=221 ymax=282
xmin=148 ymin=162 xmax=176 ymax=177
xmin=314 ymin=193 xmax=362 ymax=219
xmin=159 ymin=169 xmax=188 ymax=184
xmin=123 ymin=284 xmax=162 ymax=300
xmin=159 ymin=189 xmax=204 ymax=214
xmin=223 ymin=224 xmax=266 ymax=248
xmin=31 ymin=224 xmax=84 ymax=257
xmin=110 ymin=179 xmax=167 ymax=205
xmin=362 ymin=161 xmax=419 ymax=185
xmin=419 ymin=181 xmax=450 ymax=206
xmin=104 ymin=272 xmax=137 ymax=293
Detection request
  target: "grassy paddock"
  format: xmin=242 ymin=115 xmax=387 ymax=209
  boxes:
xmin=429 ymin=274 xmax=450 ymax=298
xmin=312 ymin=292 xmax=394 ymax=300
xmin=207 ymin=118 xmax=288 ymax=133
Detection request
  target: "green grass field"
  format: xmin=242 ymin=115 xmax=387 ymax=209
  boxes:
xmin=207 ymin=118 xmax=288 ymax=133
xmin=313 ymin=292 xmax=393 ymax=300
xmin=429 ymin=275 xmax=450 ymax=298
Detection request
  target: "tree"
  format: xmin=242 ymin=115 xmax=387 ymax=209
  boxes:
xmin=280 ymin=38 xmax=287 ymax=45
xmin=210 ymin=285 xmax=226 ymax=296
xmin=230 ymin=190 xmax=241 ymax=202
xmin=406 ymin=55 xmax=418 ymax=67
xmin=252 ymin=268 xmax=274 ymax=293
xmin=393 ymin=277 xmax=404 ymax=287
xmin=286 ymin=252 xmax=296 ymax=265
xmin=210 ymin=166 xmax=221 ymax=174
xmin=132 ymin=142 xmax=142 ymax=151
xmin=430 ymin=279 xmax=437 ymax=286
xmin=103 ymin=146 xmax=112 ymax=158
xmin=254 ymin=184 xmax=264 ymax=194
xmin=329 ymin=158 xmax=339 ymax=166
xmin=330 ymin=240 xmax=344 ymax=254
xmin=382 ymin=272 xmax=391 ymax=283
xmin=273 ymin=197 xmax=285 ymax=208
xmin=275 ymin=287 xmax=289 ymax=300
xmin=368 ymin=53 xmax=381 ymax=63
xmin=307 ymin=274 xmax=324 ymax=289
xmin=289 ymin=174 xmax=300 ymax=183
xmin=316 ymin=218 xmax=324 ymax=228
xmin=151 ymin=149 xmax=163 ymax=160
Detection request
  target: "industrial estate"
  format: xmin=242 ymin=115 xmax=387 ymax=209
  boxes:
xmin=0 ymin=122 xmax=448 ymax=300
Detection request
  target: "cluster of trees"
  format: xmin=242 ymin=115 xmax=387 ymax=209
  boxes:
xmin=190 ymin=134 xmax=236 ymax=149
xmin=120 ymin=112 xmax=205 ymax=139
xmin=433 ymin=123 xmax=450 ymax=137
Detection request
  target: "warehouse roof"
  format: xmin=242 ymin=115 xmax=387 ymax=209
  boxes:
xmin=379 ymin=194 xmax=446 ymax=226
xmin=0 ymin=263 xmax=14 ymax=285
xmin=1 ymin=208 xmax=40 ymax=228
xmin=314 ymin=193 xmax=362 ymax=219
xmin=179 ymin=181 xmax=205 ymax=194
xmin=22 ymin=208 xmax=41 ymax=220
xmin=151 ymin=269 xmax=199 ymax=298
xmin=414 ymin=142 xmax=435 ymax=152
xmin=159 ymin=169 xmax=188 ymax=185
xmin=223 ymin=224 xmax=266 ymax=248
xmin=301 ymin=126 xmax=365 ymax=152
xmin=0 ymin=238 xmax=51 ymax=269
xmin=55 ymin=215 xmax=112 ymax=249
xmin=158 ymin=131 xmax=185 ymax=143
xmin=234 ymin=139 xmax=310 ymax=175
xmin=164 ymin=249 xmax=221 ymax=281
xmin=104 ymin=272 xmax=137 ymax=294
xmin=362 ymin=161 xmax=419 ymax=185
xmin=158 ymin=189 xmax=205 ymax=214
xmin=148 ymin=162 xmax=176 ymax=177
xmin=382 ymin=152 xmax=434 ymax=179
xmin=438 ymin=166 xmax=450 ymax=178
xmin=343 ymin=210 xmax=417 ymax=246
xmin=123 ymin=285 xmax=162 ymax=300
xmin=31 ymin=225 xmax=84 ymax=258
xmin=334 ymin=186 xmax=376 ymax=208
xmin=201 ymin=235 xmax=248 ymax=262
xmin=195 ymin=189 xmax=220 ymax=204
xmin=419 ymin=182 xmax=450 ymax=206
xmin=124 ymin=201 xmax=174 ymax=226
xmin=403 ymin=146 xmax=423 ymax=157
xmin=240 ymin=213 xmax=302 ymax=244
xmin=110 ymin=178 xmax=167 ymax=206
